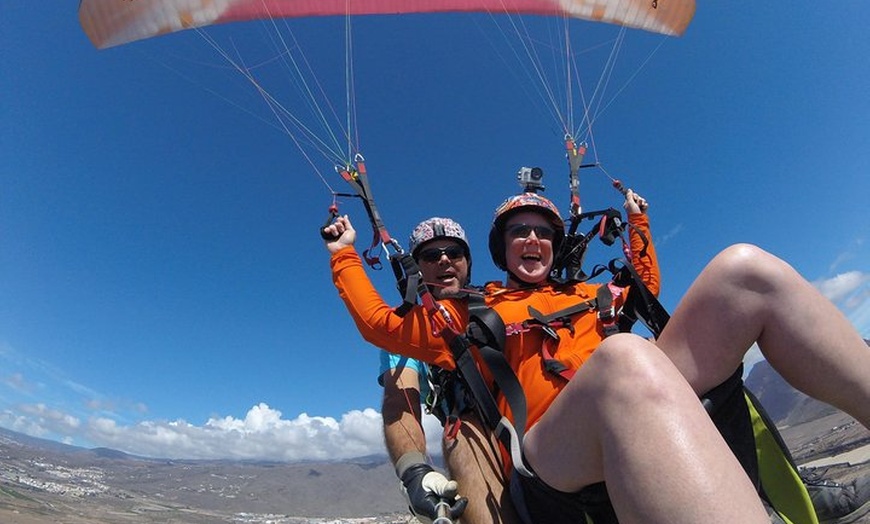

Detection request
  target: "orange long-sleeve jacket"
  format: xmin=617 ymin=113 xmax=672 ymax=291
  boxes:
xmin=331 ymin=213 xmax=660 ymax=431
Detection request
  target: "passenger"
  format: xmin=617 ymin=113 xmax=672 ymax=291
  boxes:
xmin=325 ymin=191 xmax=870 ymax=524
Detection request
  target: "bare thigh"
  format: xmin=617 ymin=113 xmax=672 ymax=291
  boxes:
xmin=444 ymin=413 xmax=520 ymax=524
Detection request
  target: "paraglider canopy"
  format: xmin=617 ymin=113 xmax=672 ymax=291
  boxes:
xmin=79 ymin=0 xmax=695 ymax=49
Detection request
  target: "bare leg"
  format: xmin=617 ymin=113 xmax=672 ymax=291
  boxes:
xmin=444 ymin=413 xmax=520 ymax=524
xmin=381 ymin=366 xmax=426 ymax=464
xmin=656 ymin=244 xmax=870 ymax=428
xmin=524 ymin=334 xmax=769 ymax=524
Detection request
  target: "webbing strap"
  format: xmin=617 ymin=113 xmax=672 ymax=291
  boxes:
xmin=527 ymin=300 xmax=596 ymax=326
xmin=391 ymin=253 xmax=424 ymax=317
xmin=438 ymin=298 xmax=534 ymax=477
xmin=526 ymin=302 xmax=597 ymax=383
xmin=447 ymin=329 xmax=532 ymax=475
xmin=540 ymin=339 xmax=575 ymax=381
xmin=466 ymin=308 xmax=534 ymax=477
xmin=566 ymin=138 xmax=587 ymax=217
xmin=337 ymin=160 xmax=393 ymax=269
xmin=522 ymin=289 xmax=617 ymax=382
xmin=610 ymin=259 xmax=669 ymax=337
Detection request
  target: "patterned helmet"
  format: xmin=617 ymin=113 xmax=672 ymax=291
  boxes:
xmin=488 ymin=192 xmax=565 ymax=271
xmin=409 ymin=217 xmax=471 ymax=262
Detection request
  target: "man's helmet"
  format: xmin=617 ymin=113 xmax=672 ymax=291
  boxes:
xmin=409 ymin=217 xmax=471 ymax=270
xmin=488 ymin=192 xmax=564 ymax=271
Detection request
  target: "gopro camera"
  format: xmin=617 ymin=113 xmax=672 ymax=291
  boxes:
xmin=517 ymin=166 xmax=545 ymax=193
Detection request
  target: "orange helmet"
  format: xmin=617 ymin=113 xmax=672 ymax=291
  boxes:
xmin=488 ymin=193 xmax=564 ymax=271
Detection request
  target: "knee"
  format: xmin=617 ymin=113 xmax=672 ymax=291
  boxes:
xmin=706 ymin=243 xmax=795 ymax=295
xmin=583 ymin=335 xmax=682 ymax=408
xmin=712 ymin=243 xmax=770 ymax=275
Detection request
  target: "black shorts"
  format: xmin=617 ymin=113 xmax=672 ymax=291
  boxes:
xmin=510 ymin=469 xmax=617 ymax=524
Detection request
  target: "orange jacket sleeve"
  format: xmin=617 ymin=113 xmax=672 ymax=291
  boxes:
xmin=627 ymin=213 xmax=660 ymax=297
xmin=330 ymin=246 xmax=458 ymax=370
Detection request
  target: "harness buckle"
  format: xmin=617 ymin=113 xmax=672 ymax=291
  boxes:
xmin=597 ymin=306 xmax=619 ymax=337
xmin=540 ymin=324 xmax=560 ymax=341
xmin=504 ymin=322 xmax=531 ymax=336
xmin=598 ymin=305 xmax=616 ymax=323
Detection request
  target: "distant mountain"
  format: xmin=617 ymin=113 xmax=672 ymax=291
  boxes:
xmin=744 ymin=352 xmax=870 ymax=469
xmin=744 ymin=359 xmax=838 ymax=425
xmin=0 ymin=425 xmax=87 ymax=454
xmin=746 ymin=338 xmax=870 ymax=427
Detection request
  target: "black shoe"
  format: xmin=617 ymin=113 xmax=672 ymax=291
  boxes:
xmin=802 ymin=467 xmax=870 ymax=524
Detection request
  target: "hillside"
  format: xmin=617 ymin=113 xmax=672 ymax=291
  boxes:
xmin=745 ymin=359 xmax=870 ymax=486
xmin=0 ymin=427 xmax=409 ymax=523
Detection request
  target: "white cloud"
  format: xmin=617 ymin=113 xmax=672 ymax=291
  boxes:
xmin=0 ymin=410 xmax=51 ymax=438
xmin=0 ymin=404 xmax=82 ymax=440
xmin=813 ymin=270 xmax=870 ymax=338
xmin=19 ymin=403 xmax=82 ymax=431
xmin=45 ymin=403 xmax=389 ymax=461
xmin=845 ymin=291 xmax=870 ymax=339
xmin=422 ymin=412 xmax=445 ymax=454
xmin=0 ymin=343 xmax=392 ymax=462
xmin=814 ymin=271 xmax=868 ymax=303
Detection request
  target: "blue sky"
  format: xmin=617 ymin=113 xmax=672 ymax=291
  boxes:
xmin=1 ymin=3 xmax=868 ymax=461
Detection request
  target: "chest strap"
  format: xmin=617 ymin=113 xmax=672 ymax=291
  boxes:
xmin=442 ymin=297 xmax=534 ymax=477
xmin=501 ymin=283 xmax=624 ymax=382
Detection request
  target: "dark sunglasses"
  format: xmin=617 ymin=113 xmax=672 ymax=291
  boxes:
xmin=418 ymin=245 xmax=466 ymax=263
xmin=505 ymin=223 xmax=556 ymax=241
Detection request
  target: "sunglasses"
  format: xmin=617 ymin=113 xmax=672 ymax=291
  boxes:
xmin=505 ymin=223 xmax=556 ymax=241
xmin=418 ymin=245 xmax=466 ymax=263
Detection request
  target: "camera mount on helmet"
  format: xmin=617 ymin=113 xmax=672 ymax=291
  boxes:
xmin=517 ymin=166 xmax=545 ymax=193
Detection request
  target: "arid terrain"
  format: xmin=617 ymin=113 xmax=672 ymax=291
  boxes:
xmin=1 ymin=361 xmax=868 ymax=523
xmin=0 ymin=430 xmax=412 ymax=524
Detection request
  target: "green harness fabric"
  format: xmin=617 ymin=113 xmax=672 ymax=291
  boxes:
xmin=745 ymin=390 xmax=818 ymax=524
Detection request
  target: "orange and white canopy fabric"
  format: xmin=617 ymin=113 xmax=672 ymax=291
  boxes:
xmin=79 ymin=0 xmax=695 ymax=49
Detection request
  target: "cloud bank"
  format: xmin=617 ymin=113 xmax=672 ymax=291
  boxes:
xmin=0 ymin=341 xmax=447 ymax=462
xmin=0 ymin=401 xmax=445 ymax=462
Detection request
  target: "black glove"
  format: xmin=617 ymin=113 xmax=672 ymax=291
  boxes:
xmin=398 ymin=460 xmax=468 ymax=523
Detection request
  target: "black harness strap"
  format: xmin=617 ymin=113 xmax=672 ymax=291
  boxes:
xmin=392 ymin=253 xmax=424 ymax=317
xmin=526 ymin=300 xmax=597 ymax=382
xmin=527 ymin=300 xmax=597 ymax=326
xmin=609 ymin=259 xmax=670 ymax=337
xmin=447 ymin=299 xmax=534 ymax=477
